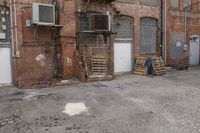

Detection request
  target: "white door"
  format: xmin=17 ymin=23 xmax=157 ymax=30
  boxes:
xmin=189 ymin=40 xmax=200 ymax=65
xmin=114 ymin=43 xmax=133 ymax=73
xmin=0 ymin=47 xmax=12 ymax=85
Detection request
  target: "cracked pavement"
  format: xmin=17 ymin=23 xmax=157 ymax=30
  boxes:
xmin=0 ymin=66 xmax=200 ymax=133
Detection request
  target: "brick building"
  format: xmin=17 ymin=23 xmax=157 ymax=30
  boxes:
xmin=0 ymin=0 xmax=78 ymax=87
xmin=0 ymin=0 xmax=162 ymax=87
xmin=77 ymin=0 xmax=162 ymax=80
xmin=165 ymin=0 xmax=200 ymax=66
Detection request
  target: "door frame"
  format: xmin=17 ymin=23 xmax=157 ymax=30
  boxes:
xmin=189 ymin=35 xmax=200 ymax=66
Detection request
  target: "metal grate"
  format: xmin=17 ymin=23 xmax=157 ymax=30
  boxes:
xmin=140 ymin=18 xmax=157 ymax=54
xmin=39 ymin=5 xmax=54 ymax=23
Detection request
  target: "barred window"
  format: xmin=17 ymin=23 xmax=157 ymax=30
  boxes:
xmin=79 ymin=13 xmax=107 ymax=45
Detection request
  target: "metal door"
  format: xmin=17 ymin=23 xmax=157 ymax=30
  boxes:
xmin=114 ymin=43 xmax=133 ymax=73
xmin=140 ymin=18 xmax=157 ymax=54
xmin=114 ymin=16 xmax=134 ymax=73
xmin=0 ymin=46 xmax=12 ymax=85
xmin=190 ymin=39 xmax=199 ymax=65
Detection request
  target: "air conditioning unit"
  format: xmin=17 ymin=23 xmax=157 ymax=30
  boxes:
xmin=91 ymin=14 xmax=111 ymax=31
xmin=32 ymin=3 xmax=55 ymax=26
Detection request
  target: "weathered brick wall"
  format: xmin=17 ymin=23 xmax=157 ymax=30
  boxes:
xmin=1 ymin=0 xmax=162 ymax=87
xmin=1 ymin=0 xmax=78 ymax=87
xmin=0 ymin=0 xmax=56 ymax=87
xmin=79 ymin=0 xmax=162 ymax=59
xmin=76 ymin=0 xmax=162 ymax=78
xmin=114 ymin=1 xmax=162 ymax=57
xmin=59 ymin=0 xmax=77 ymax=79
xmin=166 ymin=0 xmax=200 ymax=65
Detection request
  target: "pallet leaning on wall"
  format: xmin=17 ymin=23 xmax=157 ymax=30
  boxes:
xmin=134 ymin=56 xmax=147 ymax=75
xmin=152 ymin=56 xmax=166 ymax=75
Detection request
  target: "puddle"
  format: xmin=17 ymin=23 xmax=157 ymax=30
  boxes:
xmin=62 ymin=103 xmax=89 ymax=116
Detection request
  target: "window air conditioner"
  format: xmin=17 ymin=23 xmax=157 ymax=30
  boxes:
xmin=91 ymin=14 xmax=111 ymax=31
xmin=32 ymin=3 xmax=55 ymax=26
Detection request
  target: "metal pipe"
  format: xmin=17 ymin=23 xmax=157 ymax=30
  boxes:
xmin=9 ymin=0 xmax=14 ymax=56
xmin=13 ymin=0 xmax=19 ymax=52
xmin=184 ymin=8 xmax=187 ymax=44
xmin=163 ymin=0 xmax=167 ymax=64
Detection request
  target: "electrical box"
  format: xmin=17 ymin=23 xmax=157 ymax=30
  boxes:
xmin=1 ymin=18 xmax=6 ymax=23
xmin=26 ymin=20 xmax=32 ymax=27
xmin=184 ymin=44 xmax=188 ymax=51
xmin=2 ymin=25 xmax=6 ymax=31
xmin=32 ymin=3 xmax=55 ymax=26
xmin=0 ymin=33 xmax=6 ymax=39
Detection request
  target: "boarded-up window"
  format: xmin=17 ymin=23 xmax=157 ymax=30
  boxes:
xmin=170 ymin=32 xmax=185 ymax=58
xmin=114 ymin=16 xmax=133 ymax=39
xmin=140 ymin=0 xmax=157 ymax=6
xmin=140 ymin=18 xmax=157 ymax=54
xmin=170 ymin=0 xmax=179 ymax=9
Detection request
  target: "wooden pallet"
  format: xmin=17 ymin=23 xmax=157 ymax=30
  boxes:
xmin=152 ymin=56 xmax=166 ymax=75
xmin=83 ymin=55 xmax=91 ymax=76
xmin=134 ymin=56 xmax=147 ymax=75
xmin=91 ymin=56 xmax=107 ymax=75
xmin=85 ymin=56 xmax=91 ymax=71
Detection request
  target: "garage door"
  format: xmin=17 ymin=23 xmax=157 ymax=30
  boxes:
xmin=140 ymin=18 xmax=157 ymax=54
xmin=114 ymin=16 xmax=133 ymax=73
xmin=0 ymin=6 xmax=12 ymax=85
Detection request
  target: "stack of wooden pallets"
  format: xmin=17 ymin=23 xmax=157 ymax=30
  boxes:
xmin=91 ymin=55 xmax=107 ymax=76
xmin=134 ymin=56 xmax=147 ymax=75
xmin=134 ymin=56 xmax=166 ymax=76
xmin=152 ymin=56 xmax=166 ymax=75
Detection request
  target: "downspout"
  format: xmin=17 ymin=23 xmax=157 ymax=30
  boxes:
xmin=184 ymin=8 xmax=187 ymax=44
xmin=9 ymin=0 xmax=14 ymax=56
xmin=164 ymin=0 xmax=167 ymax=64
xmin=13 ymin=0 xmax=19 ymax=56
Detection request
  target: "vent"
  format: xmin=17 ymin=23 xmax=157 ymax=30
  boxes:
xmin=92 ymin=15 xmax=110 ymax=31
xmin=32 ymin=3 xmax=55 ymax=26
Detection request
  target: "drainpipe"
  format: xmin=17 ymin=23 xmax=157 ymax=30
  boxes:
xmin=163 ymin=0 xmax=167 ymax=64
xmin=9 ymin=0 xmax=14 ymax=56
xmin=184 ymin=7 xmax=187 ymax=44
xmin=13 ymin=0 xmax=19 ymax=56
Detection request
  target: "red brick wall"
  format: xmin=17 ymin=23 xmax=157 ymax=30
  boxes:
xmin=166 ymin=0 xmax=200 ymax=66
xmin=78 ymin=0 xmax=162 ymax=69
xmin=59 ymin=0 xmax=78 ymax=79
xmin=112 ymin=0 xmax=162 ymax=57
xmin=1 ymin=0 xmax=162 ymax=87
xmin=1 ymin=0 xmax=79 ymax=87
